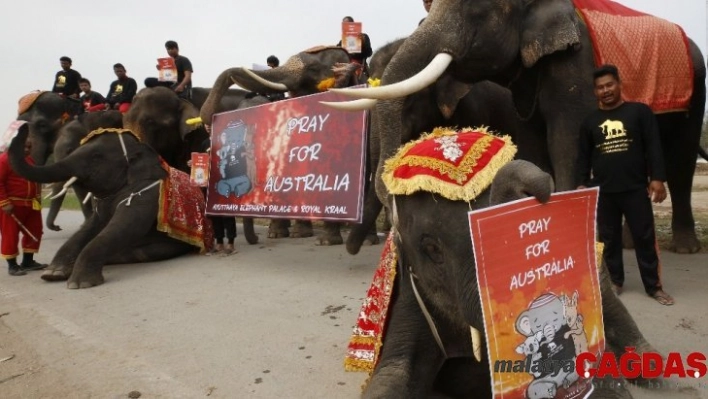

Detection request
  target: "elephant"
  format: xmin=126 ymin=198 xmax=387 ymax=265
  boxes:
xmin=361 ymin=159 xmax=650 ymax=398
xmin=8 ymin=123 xmax=204 ymax=289
xmin=345 ymin=38 xmax=527 ymax=255
xmin=16 ymin=91 xmax=85 ymax=166
xmin=45 ymin=110 xmax=124 ymax=231
xmin=199 ymin=45 xmax=368 ymax=245
xmin=125 ymin=85 xmax=264 ymax=245
xmin=331 ymin=0 xmax=707 ymax=254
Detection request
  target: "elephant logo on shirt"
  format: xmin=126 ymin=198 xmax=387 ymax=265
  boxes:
xmin=115 ymin=84 xmax=123 ymax=94
xmin=599 ymin=120 xmax=626 ymax=140
xmin=56 ymin=75 xmax=66 ymax=87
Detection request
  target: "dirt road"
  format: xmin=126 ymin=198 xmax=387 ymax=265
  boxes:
xmin=1 ymin=188 xmax=706 ymax=398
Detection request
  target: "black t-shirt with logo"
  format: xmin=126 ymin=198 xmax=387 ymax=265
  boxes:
xmin=52 ymin=69 xmax=82 ymax=97
xmin=106 ymin=77 xmax=138 ymax=105
xmin=576 ymin=102 xmax=666 ymax=193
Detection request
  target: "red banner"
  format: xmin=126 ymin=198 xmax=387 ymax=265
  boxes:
xmin=469 ymin=189 xmax=603 ymax=399
xmin=205 ymin=91 xmax=367 ymax=222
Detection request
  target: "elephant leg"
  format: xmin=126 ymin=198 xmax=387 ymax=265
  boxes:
xmin=268 ymin=219 xmax=290 ymax=238
xmin=290 ymin=220 xmax=313 ymax=238
xmin=364 ymin=277 xmax=447 ymax=398
xmin=316 ymin=221 xmax=343 ymax=245
xmin=242 ymin=217 xmax=258 ymax=244
xmin=380 ymin=206 xmax=392 ymax=233
xmin=42 ymin=216 xmax=102 ymax=282
xmin=106 ymin=232 xmax=194 ymax=264
xmin=67 ymin=207 xmax=157 ymax=289
xmin=658 ymin=111 xmax=702 ymax=254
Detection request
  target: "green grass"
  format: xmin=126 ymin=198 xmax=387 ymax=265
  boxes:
xmin=40 ymin=190 xmax=83 ymax=211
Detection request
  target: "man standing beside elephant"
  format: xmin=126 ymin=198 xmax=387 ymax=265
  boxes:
xmin=0 ymin=138 xmax=47 ymax=276
xmin=576 ymin=64 xmax=673 ymax=306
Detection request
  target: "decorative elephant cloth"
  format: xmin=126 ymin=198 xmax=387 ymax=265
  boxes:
xmin=344 ymin=232 xmax=397 ymax=372
xmin=573 ymin=0 xmax=693 ymax=112
xmin=381 ymin=127 xmax=516 ymax=201
xmin=157 ymin=163 xmax=214 ymax=254
xmin=80 ymin=128 xmax=214 ymax=253
xmin=18 ymin=91 xmax=45 ymax=115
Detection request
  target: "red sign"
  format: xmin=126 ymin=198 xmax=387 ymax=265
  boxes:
xmin=190 ymin=152 xmax=210 ymax=187
xmin=342 ymin=22 xmax=363 ymax=53
xmin=157 ymin=57 xmax=177 ymax=82
xmin=205 ymin=91 xmax=367 ymax=221
xmin=469 ymin=189 xmax=603 ymax=399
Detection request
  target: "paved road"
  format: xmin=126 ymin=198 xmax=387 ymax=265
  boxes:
xmin=1 ymin=210 xmax=706 ymax=399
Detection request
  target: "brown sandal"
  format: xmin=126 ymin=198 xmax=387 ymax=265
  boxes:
xmin=650 ymin=290 xmax=674 ymax=306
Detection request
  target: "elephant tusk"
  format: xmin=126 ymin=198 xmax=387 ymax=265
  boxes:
xmin=49 ymin=176 xmax=78 ymax=200
xmin=329 ymin=53 xmax=453 ymax=100
xmin=240 ymin=67 xmax=289 ymax=91
xmin=82 ymin=192 xmax=93 ymax=204
xmin=319 ymin=98 xmax=377 ymax=111
xmin=470 ymin=326 xmax=482 ymax=362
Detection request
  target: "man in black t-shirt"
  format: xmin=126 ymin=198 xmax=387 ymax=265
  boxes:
xmin=144 ymin=40 xmax=193 ymax=100
xmin=52 ymin=56 xmax=82 ymax=98
xmin=336 ymin=16 xmax=373 ymax=79
xmin=106 ymin=63 xmax=138 ymax=113
xmin=79 ymin=78 xmax=106 ymax=112
xmin=576 ymin=64 xmax=673 ymax=306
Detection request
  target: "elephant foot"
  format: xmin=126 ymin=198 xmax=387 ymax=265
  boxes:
xmin=267 ymin=220 xmax=290 ymax=239
xmin=290 ymin=221 xmax=313 ymax=238
xmin=315 ymin=233 xmax=344 ymax=246
xmin=363 ymin=233 xmax=380 ymax=246
xmin=669 ymin=231 xmax=701 ymax=254
xmin=41 ymin=267 xmax=71 ymax=282
xmin=67 ymin=273 xmax=105 ymax=289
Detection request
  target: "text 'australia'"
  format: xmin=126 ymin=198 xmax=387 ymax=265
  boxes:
xmin=264 ymin=173 xmax=350 ymax=192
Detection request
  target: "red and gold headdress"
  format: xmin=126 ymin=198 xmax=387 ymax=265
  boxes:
xmin=382 ymin=127 xmax=517 ymax=201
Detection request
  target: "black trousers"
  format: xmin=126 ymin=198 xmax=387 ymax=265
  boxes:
xmin=144 ymin=78 xmax=191 ymax=100
xmin=209 ymin=216 xmax=236 ymax=244
xmin=597 ymin=189 xmax=662 ymax=295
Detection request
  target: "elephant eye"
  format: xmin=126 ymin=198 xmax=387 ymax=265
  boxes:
xmin=420 ymin=235 xmax=444 ymax=264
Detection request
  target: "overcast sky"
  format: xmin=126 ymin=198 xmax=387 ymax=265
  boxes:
xmin=1 ymin=0 xmax=705 ymax=127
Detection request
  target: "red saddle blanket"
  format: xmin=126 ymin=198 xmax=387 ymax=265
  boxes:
xmin=573 ymin=0 xmax=694 ymax=112
xmin=157 ymin=164 xmax=214 ymax=253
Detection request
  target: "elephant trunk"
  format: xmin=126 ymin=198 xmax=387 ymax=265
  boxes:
xmin=200 ymin=67 xmax=244 ymax=125
xmin=46 ymin=182 xmax=65 ymax=230
xmin=9 ymin=125 xmax=76 ymax=184
xmin=489 ymin=160 xmax=555 ymax=206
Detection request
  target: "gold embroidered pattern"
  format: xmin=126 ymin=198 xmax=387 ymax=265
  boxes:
xmin=80 ymin=128 xmax=142 ymax=146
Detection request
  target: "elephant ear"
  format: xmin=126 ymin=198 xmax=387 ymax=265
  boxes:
xmin=520 ymin=0 xmax=582 ymax=68
xmin=127 ymin=142 xmax=168 ymax=185
xmin=433 ymin=75 xmax=473 ymax=119
xmin=179 ymin=99 xmax=200 ymax=140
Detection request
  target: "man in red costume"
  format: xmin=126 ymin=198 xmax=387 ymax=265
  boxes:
xmin=0 ymin=139 xmax=47 ymax=276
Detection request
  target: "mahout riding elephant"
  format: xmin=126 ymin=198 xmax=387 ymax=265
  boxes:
xmin=8 ymin=124 xmax=208 ymax=289
xmin=45 ymin=110 xmax=123 ymax=231
xmin=345 ymin=38 xmax=526 ymax=255
xmin=200 ymin=46 xmax=367 ymax=245
xmin=361 ymin=158 xmax=650 ymax=398
xmin=16 ymin=90 xmax=84 ymax=165
xmin=331 ymin=0 xmax=706 ymax=254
